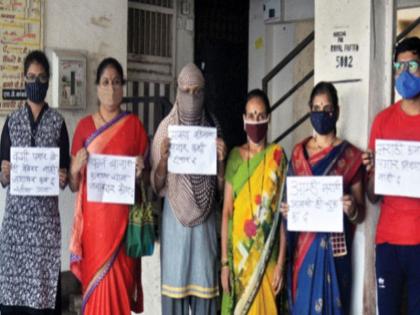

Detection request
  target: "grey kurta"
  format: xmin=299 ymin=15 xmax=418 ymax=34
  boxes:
xmin=0 ymin=106 xmax=64 ymax=309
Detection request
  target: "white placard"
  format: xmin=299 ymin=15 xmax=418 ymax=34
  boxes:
xmin=287 ymin=176 xmax=343 ymax=232
xmin=375 ymin=139 xmax=420 ymax=198
xmin=87 ymin=154 xmax=136 ymax=205
xmin=168 ymin=125 xmax=217 ymax=175
xmin=10 ymin=147 xmax=60 ymax=196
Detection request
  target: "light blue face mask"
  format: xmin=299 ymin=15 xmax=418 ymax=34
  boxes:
xmin=395 ymin=71 xmax=420 ymax=99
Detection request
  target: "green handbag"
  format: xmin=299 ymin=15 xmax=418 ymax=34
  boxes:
xmin=125 ymin=182 xmax=155 ymax=257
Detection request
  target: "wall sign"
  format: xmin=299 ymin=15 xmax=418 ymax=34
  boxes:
xmin=0 ymin=0 xmax=43 ymax=113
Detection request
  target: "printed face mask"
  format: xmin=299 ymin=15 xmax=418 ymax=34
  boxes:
xmin=25 ymin=80 xmax=48 ymax=103
xmin=310 ymin=111 xmax=337 ymax=135
xmin=244 ymin=119 xmax=269 ymax=144
xmin=395 ymin=70 xmax=420 ymax=99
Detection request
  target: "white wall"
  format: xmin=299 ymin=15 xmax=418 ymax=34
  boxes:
xmin=283 ymin=0 xmax=314 ymax=21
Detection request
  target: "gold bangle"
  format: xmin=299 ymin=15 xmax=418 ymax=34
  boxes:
xmin=221 ymin=259 xmax=229 ymax=267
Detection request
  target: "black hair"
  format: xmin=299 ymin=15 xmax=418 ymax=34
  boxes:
xmin=309 ymin=81 xmax=339 ymax=112
xmin=245 ymin=89 xmax=271 ymax=114
xmin=394 ymin=36 xmax=420 ymax=62
xmin=24 ymin=50 xmax=50 ymax=78
xmin=95 ymin=57 xmax=126 ymax=85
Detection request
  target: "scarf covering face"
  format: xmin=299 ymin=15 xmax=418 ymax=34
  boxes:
xmin=151 ymin=63 xmax=217 ymax=227
xmin=177 ymin=63 xmax=205 ymax=125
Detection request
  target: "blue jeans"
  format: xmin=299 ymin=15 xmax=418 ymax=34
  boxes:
xmin=376 ymin=243 xmax=420 ymax=315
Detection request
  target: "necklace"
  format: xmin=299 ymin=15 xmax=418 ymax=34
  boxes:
xmin=313 ymin=135 xmax=336 ymax=150
xmin=97 ymin=109 xmax=121 ymax=124
xmin=97 ymin=111 xmax=109 ymax=124
xmin=246 ymin=144 xmax=266 ymax=222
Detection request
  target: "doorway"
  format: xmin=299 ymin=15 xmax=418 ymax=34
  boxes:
xmin=194 ymin=0 xmax=249 ymax=149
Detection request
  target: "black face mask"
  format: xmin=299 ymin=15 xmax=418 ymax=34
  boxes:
xmin=25 ymin=80 xmax=48 ymax=103
xmin=310 ymin=111 xmax=337 ymax=135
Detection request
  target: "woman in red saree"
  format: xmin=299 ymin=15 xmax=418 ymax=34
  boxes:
xmin=69 ymin=58 xmax=148 ymax=315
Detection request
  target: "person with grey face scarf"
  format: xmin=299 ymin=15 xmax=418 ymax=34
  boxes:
xmin=151 ymin=63 xmax=227 ymax=315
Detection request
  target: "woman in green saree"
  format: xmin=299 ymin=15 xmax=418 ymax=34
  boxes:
xmin=221 ymin=89 xmax=288 ymax=315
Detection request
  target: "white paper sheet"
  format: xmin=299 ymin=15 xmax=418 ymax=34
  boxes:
xmin=168 ymin=125 xmax=217 ymax=175
xmin=287 ymin=176 xmax=343 ymax=232
xmin=10 ymin=147 xmax=60 ymax=196
xmin=375 ymin=139 xmax=420 ymax=198
xmin=87 ymin=154 xmax=136 ymax=204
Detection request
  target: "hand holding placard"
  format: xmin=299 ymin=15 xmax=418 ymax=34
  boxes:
xmin=287 ymin=176 xmax=343 ymax=232
xmin=375 ymin=139 xmax=420 ymax=198
xmin=87 ymin=154 xmax=136 ymax=204
xmin=10 ymin=147 xmax=60 ymax=196
xmin=168 ymin=125 xmax=217 ymax=175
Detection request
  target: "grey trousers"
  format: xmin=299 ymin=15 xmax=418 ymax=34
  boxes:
xmin=162 ymin=296 xmax=217 ymax=315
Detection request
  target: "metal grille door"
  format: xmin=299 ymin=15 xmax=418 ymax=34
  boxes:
xmin=127 ymin=0 xmax=175 ymax=134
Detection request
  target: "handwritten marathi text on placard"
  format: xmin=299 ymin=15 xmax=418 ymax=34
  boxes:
xmin=375 ymin=139 xmax=420 ymax=198
xmin=168 ymin=125 xmax=217 ymax=175
xmin=10 ymin=147 xmax=59 ymax=196
xmin=287 ymin=176 xmax=343 ymax=232
xmin=87 ymin=154 xmax=136 ymax=205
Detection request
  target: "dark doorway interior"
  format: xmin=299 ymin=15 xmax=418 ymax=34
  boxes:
xmin=195 ymin=0 xmax=249 ymax=149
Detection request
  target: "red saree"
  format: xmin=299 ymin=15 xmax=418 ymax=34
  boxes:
xmin=70 ymin=113 xmax=148 ymax=315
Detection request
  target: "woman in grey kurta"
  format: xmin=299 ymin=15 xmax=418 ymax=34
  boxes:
xmin=0 ymin=50 xmax=70 ymax=315
xmin=151 ymin=63 xmax=227 ymax=315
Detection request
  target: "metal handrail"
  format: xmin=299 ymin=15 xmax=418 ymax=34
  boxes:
xmin=396 ymin=16 xmax=420 ymax=42
xmin=273 ymin=112 xmax=310 ymax=144
xmin=262 ymin=31 xmax=314 ymax=94
xmin=270 ymin=70 xmax=314 ymax=113
xmin=260 ymin=31 xmax=314 ymax=143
